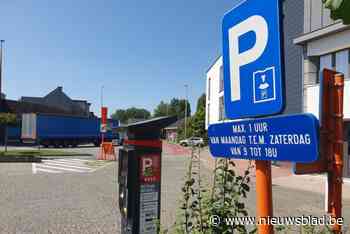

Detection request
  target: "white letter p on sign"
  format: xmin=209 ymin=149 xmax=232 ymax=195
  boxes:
xmin=228 ymin=15 xmax=268 ymax=102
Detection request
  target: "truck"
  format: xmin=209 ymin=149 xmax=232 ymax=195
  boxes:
xmin=0 ymin=125 xmax=22 ymax=144
xmin=7 ymin=126 xmax=22 ymax=143
xmin=21 ymin=113 xmax=119 ymax=147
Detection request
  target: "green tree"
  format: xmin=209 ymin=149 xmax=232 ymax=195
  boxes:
xmin=169 ymin=98 xmax=191 ymax=119
xmin=111 ymin=109 xmax=128 ymax=123
xmin=190 ymin=106 xmax=206 ymax=139
xmin=191 ymin=94 xmax=206 ymax=140
xmin=154 ymin=98 xmax=191 ymax=119
xmin=153 ymin=101 xmax=170 ymax=117
xmin=0 ymin=113 xmax=17 ymax=152
xmin=125 ymin=107 xmax=151 ymax=120
xmin=177 ymin=94 xmax=207 ymax=141
xmin=111 ymin=108 xmax=151 ymax=124
xmin=323 ymin=0 xmax=350 ymax=24
xmin=196 ymin=94 xmax=206 ymax=112
xmin=177 ymin=118 xmax=194 ymax=141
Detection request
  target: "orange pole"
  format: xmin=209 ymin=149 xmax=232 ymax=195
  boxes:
xmin=328 ymin=77 xmax=335 ymax=215
xmin=255 ymin=160 xmax=274 ymax=234
xmin=323 ymin=69 xmax=336 ymax=213
xmin=330 ymin=73 xmax=344 ymax=233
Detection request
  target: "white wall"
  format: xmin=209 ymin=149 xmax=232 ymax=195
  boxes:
xmin=305 ymin=80 xmax=350 ymax=119
xmin=205 ymin=57 xmax=224 ymax=129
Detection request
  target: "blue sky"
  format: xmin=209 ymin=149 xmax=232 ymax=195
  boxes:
xmin=1 ymin=0 xmax=237 ymax=116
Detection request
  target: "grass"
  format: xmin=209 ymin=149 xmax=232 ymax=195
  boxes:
xmin=0 ymin=150 xmax=92 ymax=157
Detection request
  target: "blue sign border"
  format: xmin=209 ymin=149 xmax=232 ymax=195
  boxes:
xmin=222 ymin=0 xmax=286 ymax=119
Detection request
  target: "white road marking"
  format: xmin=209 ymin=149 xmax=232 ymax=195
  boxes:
xmin=32 ymin=163 xmax=37 ymax=174
xmin=35 ymin=164 xmax=87 ymax=173
xmin=32 ymin=158 xmax=97 ymax=174
xmin=54 ymin=159 xmax=91 ymax=164
xmin=42 ymin=161 xmax=91 ymax=170
xmin=63 ymin=158 xmax=91 ymax=162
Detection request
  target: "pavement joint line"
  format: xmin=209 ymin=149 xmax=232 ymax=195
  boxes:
xmin=34 ymin=164 xmax=90 ymax=173
xmin=41 ymin=161 xmax=92 ymax=170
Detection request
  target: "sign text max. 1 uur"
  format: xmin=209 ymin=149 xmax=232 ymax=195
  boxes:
xmin=208 ymin=114 xmax=319 ymax=162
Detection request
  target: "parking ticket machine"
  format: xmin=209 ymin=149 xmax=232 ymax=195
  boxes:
xmin=118 ymin=116 xmax=177 ymax=234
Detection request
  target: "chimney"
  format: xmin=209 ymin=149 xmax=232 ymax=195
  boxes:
xmin=58 ymin=86 xmax=63 ymax=92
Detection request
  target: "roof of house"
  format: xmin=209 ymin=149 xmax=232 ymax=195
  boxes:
xmin=0 ymin=99 xmax=72 ymax=115
xmin=164 ymin=118 xmax=185 ymax=130
xmin=18 ymin=86 xmax=92 ymax=116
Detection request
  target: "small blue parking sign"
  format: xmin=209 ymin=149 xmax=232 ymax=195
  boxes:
xmin=208 ymin=114 xmax=319 ymax=162
xmin=222 ymin=0 xmax=284 ymax=119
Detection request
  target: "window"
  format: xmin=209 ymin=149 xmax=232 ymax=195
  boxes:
xmin=219 ymin=96 xmax=225 ymax=121
xmin=208 ymin=78 xmax=211 ymax=101
xmin=319 ymin=54 xmax=333 ymax=84
xmin=332 ymin=53 xmax=336 ymax=69
xmin=207 ymin=104 xmax=210 ymax=125
xmin=309 ymin=56 xmax=320 ymax=84
xmin=348 ymin=49 xmax=350 ymax=80
xmin=335 ymin=50 xmax=349 ymax=80
xmin=219 ymin=66 xmax=224 ymax=92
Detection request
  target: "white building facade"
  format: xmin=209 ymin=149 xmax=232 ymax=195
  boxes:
xmin=294 ymin=1 xmax=350 ymax=121
xmin=294 ymin=1 xmax=350 ymax=177
xmin=205 ymin=57 xmax=224 ymax=129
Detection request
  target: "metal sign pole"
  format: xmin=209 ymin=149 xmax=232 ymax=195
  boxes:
xmin=330 ymin=73 xmax=344 ymax=233
xmin=255 ymin=160 xmax=274 ymax=234
xmin=324 ymin=69 xmax=336 ymax=214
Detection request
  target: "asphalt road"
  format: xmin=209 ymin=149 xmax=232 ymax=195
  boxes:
xmin=0 ymin=145 xmax=349 ymax=233
xmin=0 ymin=146 xmax=189 ymax=233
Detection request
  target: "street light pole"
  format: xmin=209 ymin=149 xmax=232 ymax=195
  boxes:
xmin=184 ymin=84 xmax=188 ymax=139
xmin=0 ymin=40 xmax=4 ymax=98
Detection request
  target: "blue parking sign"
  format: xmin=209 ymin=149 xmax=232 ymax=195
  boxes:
xmin=222 ymin=0 xmax=285 ymax=119
xmin=208 ymin=114 xmax=319 ymax=162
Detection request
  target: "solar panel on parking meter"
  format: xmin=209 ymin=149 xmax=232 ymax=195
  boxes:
xmin=222 ymin=0 xmax=285 ymax=119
